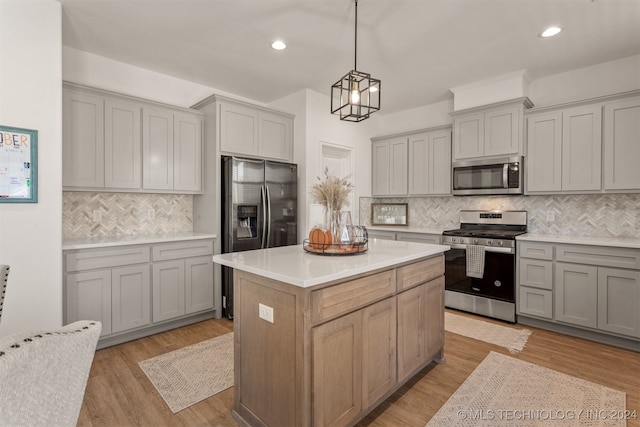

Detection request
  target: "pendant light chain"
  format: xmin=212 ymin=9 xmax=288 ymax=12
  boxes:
xmin=354 ymin=0 xmax=358 ymax=71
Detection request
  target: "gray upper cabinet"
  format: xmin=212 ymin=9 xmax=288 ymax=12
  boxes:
xmin=63 ymin=89 xmax=105 ymax=188
xmin=142 ymin=109 xmax=203 ymax=192
xmin=561 ymin=104 xmax=602 ymax=191
xmin=371 ymin=137 xmax=408 ymax=196
xmin=63 ymin=82 xmax=203 ymax=194
xmin=527 ymin=104 xmax=602 ymax=193
xmin=258 ymin=110 xmax=293 ymax=161
xmin=526 ymin=91 xmax=639 ymax=195
xmin=142 ymin=108 xmax=174 ymax=190
xmin=526 ymin=111 xmax=562 ymax=192
xmin=603 ymin=95 xmax=640 ymax=191
xmin=373 ymin=126 xmax=451 ymax=197
xmin=407 ymin=127 xmax=451 ymax=196
xmin=218 ymin=98 xmax=293 ymax=162
xmin=105 ymin=99 xmax=142 ymax=189
xmin=451 ymin=98 xmax=531 ymax=161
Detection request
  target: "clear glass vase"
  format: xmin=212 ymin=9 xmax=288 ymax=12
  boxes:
xmin=324 ymin=206 xmax=341 ymax=245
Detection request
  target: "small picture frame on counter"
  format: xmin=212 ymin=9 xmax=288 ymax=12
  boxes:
xmin=371 ymin=203 xmax=408 ymax=226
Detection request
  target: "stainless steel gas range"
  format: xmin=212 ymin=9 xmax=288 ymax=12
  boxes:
xmin=442 ymin=210 xmax=527 ymax=322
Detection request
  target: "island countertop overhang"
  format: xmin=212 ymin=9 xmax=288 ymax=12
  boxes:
xmin=212 ymin=239 xmax=450 ymax=288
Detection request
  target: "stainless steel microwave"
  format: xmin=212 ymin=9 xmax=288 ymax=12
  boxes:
xmin=452 ymin=156 xmax=523 ymax=196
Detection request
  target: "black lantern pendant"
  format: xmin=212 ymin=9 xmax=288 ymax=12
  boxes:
xmin=330 ymin=0 xmax=381 ymax=122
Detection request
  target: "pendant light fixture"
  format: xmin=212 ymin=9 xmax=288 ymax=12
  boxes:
xmin=330 ymin=0 xmax=381 ymax=122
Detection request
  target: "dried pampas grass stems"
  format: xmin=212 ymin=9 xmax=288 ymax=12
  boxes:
xmin=310 ymin=167 xmax=353 ymax=212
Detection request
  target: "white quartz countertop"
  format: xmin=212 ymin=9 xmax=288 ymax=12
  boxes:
xmin=62 ymin=232 xmax=217 ymax=250
xmin=212 ymin=239 xmax=450 ymax=288
xmin=366 ymin=226 xmax=445 ymax=235
xmin=517 ymin=233 xmax=640 ymax=249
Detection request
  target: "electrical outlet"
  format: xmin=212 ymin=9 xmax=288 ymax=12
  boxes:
xmin=148 ymin=208 xmax=155 ymax=220
xmin=546 ymin=210 xmax=555 ymax=221
xmin=92 ymin=210 xmax=102 ymax=222
xmin=258 ymin=303 xmax=274 ymax=323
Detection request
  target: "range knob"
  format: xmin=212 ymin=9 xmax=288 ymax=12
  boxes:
xmin=487 ymin=240 xmax=493 ymax=245
xmin=473 ymin=239 xmax=478 ymax=244
xmin=497 ymin=241 xmax=504 ymax=246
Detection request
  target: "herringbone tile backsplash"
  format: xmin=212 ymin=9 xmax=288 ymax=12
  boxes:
xmin=360 ymin=194 xmax=640 ymax=239
xmin=63 ymin=192 xmax=193 ymax=238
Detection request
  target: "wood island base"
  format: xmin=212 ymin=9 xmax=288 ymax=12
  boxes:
xmin=231 ymin=254 xmax=445 ymax=427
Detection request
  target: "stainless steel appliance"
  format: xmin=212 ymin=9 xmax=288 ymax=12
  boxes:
xmin=221 ymin=156 xmax=298 ymax=319
xmin=452 ymin=156 xmax=523 ymax=196
xmin=442 ymin=210 xmax=527 ymax=322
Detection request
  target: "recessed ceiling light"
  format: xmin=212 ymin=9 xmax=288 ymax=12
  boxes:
xmin=271 ymin=40 xmax=286 ymax=50
xmin=540 ymin=26 xmax=562 ymax=38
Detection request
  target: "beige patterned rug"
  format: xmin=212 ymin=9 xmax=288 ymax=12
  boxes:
xmin=445 ymin=312 xmax=532 ymax=354
xmin=139 ymin=332 xmax=234 ymax=413
xmin=427 ymin=351 xmax=627 ymax=427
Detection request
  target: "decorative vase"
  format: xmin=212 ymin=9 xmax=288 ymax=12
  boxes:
xmin=324 ymin=205 xmax=341 ymax=245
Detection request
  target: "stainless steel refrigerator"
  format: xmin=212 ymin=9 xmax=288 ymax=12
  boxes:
xmin=221 ymin=156 xmax=298 ymax=319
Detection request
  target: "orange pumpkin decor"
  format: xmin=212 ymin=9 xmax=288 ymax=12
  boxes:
xmin=309 ymin=228 xmax=332 ymax=250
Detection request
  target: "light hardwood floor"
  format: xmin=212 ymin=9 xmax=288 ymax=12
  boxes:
xmin=78 ymin=310 xmax=640 ymax=427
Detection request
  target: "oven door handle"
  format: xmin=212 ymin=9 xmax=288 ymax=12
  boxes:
xmin=449 ymin=243 xmax=515 ymax=255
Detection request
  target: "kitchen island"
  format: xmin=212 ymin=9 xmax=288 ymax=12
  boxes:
xmin=212 ymin=239 xmax=449 ymax=427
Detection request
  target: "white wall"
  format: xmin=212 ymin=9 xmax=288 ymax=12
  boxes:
xmin=0 ymin=0 xmax=63 ymax=336
xmin=63 ymin=46 xmax=261 ymax=109
xmin=528 ymin=55 xmax=640 ymax=108
xmin=377 ymin=99 xmax=453 ymax=136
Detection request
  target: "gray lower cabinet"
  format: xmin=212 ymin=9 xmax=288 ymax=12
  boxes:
xmin=597 ymin=267 xmax=640 ymax=337
xmin=555 ymin=262 xmax=598 ymax=328
xmin=366 ymin=229 xmax=396 ymax=241
xmin=517 ymin=240 xmax=640 ymax=342
xmin=152 ymin=254 xmax=214 ymax=322
xmin=366 ymin=230 xmax=441 ymax=244
xmin=111 ymin=264 xmax=151 ymax=333
xmin=65 ymin=238 xmax=215 ymax=346
xmin=396 ymin=232 xmax=440 ymax=245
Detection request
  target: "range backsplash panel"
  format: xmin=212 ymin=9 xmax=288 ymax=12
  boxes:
xmin=63 ymin=192 xmax=193 ymax=238
xmin=360 ymin=194 xmax=640 ymax=239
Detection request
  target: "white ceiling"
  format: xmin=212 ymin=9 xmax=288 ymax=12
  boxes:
xmin=59 ymin=0 xmax=640 ymax=114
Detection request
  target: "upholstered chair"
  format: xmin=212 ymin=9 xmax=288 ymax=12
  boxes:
xmin=0 ymin=265 xmax=8 ymax=323
xmin=0 ymin=320 xmax=102 ymax=426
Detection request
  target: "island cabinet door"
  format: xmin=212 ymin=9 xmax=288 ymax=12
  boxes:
xmin=424 ymin=277 xmax=445 ymax=361
xmin=396 ymin=283 xmax=426 ymax=383
xmin=362 ymin=297 xmax=397 ymax=409
xmin=312 ymin=310 xmax=363 ymax=427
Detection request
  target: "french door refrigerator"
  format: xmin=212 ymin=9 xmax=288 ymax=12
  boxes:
xmin=221 ymin=155 xmax=298 ymax=319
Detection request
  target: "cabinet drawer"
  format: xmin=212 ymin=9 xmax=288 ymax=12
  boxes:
xmin=556 ymin=244 xmax=640 ymax=269
xmin=396 ymin=232 xmax=440 ymax=245
xmin=518 ymin=242 xmax=553 ymax=260
xmin=519 ymin=259 xmax=553 ymax=290
xmin=397 ymin=256 xmax=443 ymax=291
xmin=518 ymin=286 xmax=553 ymax=319
xmin=66 ymin=246 xmax=150 ymax=272
xmin=311 ymin=270 xmax=396 ymax=324
xmin=152 ymin=240 xmax=213 ymax=261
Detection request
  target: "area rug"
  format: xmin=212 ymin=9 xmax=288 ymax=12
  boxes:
xmin=138 ymin=332 xmax=234 ymax=413
xmin=427 ymin=351 xmax=627 ymax=427
xmin=445 ymin=311 xmax=532 ymax=354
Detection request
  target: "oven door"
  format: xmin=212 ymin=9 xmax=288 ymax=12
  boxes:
xmin=444 ymin=246 xmax=515 ymax=303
